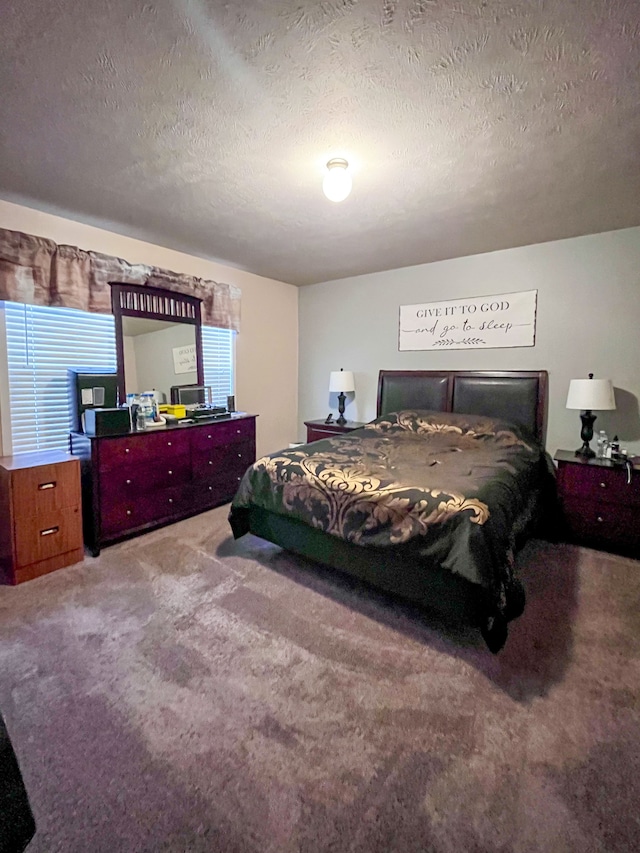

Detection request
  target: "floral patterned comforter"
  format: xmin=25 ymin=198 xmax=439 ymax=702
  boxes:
xmin=229 ymin=410 xmax=555 ymax=604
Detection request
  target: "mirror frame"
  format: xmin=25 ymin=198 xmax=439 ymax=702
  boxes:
xmin=110 ymin=282 xmax=204 ymax=405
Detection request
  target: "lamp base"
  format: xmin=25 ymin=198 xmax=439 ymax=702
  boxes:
xmin=575 ymin=410 xmax=597 ymax=459
xmin=336 ymin=391 xmax=347 ymax=425
xmin=575 ymin=444 xmax=596 ymax=459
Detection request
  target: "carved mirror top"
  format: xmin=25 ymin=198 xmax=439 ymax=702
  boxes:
xmin=110 ymin=282 xmax=204 ymax=406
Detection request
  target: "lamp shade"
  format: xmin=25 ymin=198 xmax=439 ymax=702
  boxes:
xmin=566 ymin=378 xmax=615 ymax=410
xmin=329 ymin=370 xmax=355 ymax=393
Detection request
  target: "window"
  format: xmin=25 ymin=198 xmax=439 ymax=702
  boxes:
xmin=1 ymin=302 xmax=235 ymax=454
xmin=201 ymin=325 xmax=235 ymax=408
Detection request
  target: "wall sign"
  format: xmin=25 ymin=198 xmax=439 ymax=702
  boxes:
xmin=172 ymin=344 xmax=197 ymax=374
xmin=399 ymin=290 xmax=537 ymax=351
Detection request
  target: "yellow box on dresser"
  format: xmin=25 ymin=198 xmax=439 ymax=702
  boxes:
xmin=0 ymin=450 xmax=84 ymax=584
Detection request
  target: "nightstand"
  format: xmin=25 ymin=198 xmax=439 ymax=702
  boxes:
xmin=554 ymin=450 xmax=640 ymax=557
xmin=304 ymin=419 xmax=366 ymax=443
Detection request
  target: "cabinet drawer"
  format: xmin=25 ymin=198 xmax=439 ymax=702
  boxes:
xmin=562 ymin=498 xmax=640 ymax=551
xmin=190 ymin=419 xmax=255 ymax=451
xmin=559 ymin=463 xmax=640 ymax=507
xmin=14 ymin=505 xmax=83 ymax=567
xmin=97 ymin=430 xmax=190 ymax=472
xmin=11 ymin=460 xmax=80 ymax=516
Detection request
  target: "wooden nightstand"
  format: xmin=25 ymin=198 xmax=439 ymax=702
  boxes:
xmin=304 ymin=419 xmax=366 ymax=443
xmin=0 ymin=450 xmax=84 ymax=584
xmin=554 ymin=450 xmax=640 ymax=557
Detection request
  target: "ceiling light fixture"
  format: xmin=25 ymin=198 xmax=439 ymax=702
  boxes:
xmin=322 ymin=158 xmax=352 ymax=202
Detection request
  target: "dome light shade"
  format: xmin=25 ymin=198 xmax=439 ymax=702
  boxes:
xmin=323 ymin=158 xmax=352 ymax=202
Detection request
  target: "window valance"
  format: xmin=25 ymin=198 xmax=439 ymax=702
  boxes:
xmin=0 ymin=227 xmax=241 ymax=331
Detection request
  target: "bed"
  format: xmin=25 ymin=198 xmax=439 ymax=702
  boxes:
xmin=229 ymin=370 xmax=556 ymax=652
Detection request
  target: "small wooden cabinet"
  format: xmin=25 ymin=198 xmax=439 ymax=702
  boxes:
xmin=304 ymin=419 xmax=366 ymax=443
xmin=0 ymin=450 xmax=83 ymax=584
xmin=70 ymin=414 xmax=256 ymax=555
xmin=554 ymin=450 xmax=640 ymax=557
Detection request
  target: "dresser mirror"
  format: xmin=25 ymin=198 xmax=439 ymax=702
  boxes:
xmin=111 ymin=283 xmax=204 ymax=406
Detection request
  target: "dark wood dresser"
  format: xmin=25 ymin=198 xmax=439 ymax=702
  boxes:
xmin=0 ymin=450 xmax=83 ymax=584
xmin=304 ymin=419 xmax=366 ymax=443
xmin=554 ymin=449 xmax=640 ymax=557
xmin=70 ymin=414 xmax=256 ymax=555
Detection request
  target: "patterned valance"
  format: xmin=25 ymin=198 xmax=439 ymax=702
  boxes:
xmin=0 ymin=228 xmax=241 ymax=331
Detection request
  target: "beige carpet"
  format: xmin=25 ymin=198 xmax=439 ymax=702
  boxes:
xmin=1 ymin=504 xmax=639 ymax=852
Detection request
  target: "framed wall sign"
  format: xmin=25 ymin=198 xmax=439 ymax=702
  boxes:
xmin=399 ymin=290 xmax=537 ymax=352
xmin=172 ymin=343 xmax=197 ymax=374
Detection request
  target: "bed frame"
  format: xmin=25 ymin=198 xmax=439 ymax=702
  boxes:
xmin=242 ymin=369 xmax=549 ymax=652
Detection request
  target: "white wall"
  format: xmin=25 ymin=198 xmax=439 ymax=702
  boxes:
xmin=129 ymin=324 xmax=198 ymax=402
xmin=0 ymin=199 xmax=299 ymax=458
xmin=299 ymin=227 xmax=640 ymax=456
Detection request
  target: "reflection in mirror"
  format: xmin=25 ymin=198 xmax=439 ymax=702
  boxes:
xmin=122 ymin=316 xmax=197 ymax=404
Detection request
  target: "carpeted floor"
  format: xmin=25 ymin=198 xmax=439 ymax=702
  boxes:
xmin=1 ymin=504 xmax=639 ymax=853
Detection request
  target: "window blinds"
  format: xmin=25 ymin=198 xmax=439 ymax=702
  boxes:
xmin=3 ymin=302 xmax=235 ymax=453
xmin=201 ymin=326 xmax=235 ymax=407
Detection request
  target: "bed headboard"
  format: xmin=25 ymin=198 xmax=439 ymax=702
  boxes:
xmin=376 ymin=370 xmax=548 ymax=443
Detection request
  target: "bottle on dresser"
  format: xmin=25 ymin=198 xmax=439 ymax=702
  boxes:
xmin=596 ymin=430 xmax=609 ymax=459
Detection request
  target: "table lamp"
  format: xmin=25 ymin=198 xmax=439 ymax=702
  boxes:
xmin=329 ymin=369 xmax=355 ymax=425
xmin=565 ymin=373 xmax=616 ymax=458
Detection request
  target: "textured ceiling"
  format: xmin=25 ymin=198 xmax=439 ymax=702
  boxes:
xmin=1 ymin=1 xmax=639 ymax=286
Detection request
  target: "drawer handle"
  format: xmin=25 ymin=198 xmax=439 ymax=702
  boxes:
xmin=599 ymin=482 xmax=607 ymax=489
xmin=597 ymin=516 xmax=604 ymax=523
xmin=237 ymin=476 xmax=241 ymax=481
xmin=40 ymin=526 xmax=59 ymax=537
xmin=38 ymin=481 xmax=56 ymax=491
xmin=125 ymin=448 xmax=130 ymax=454
xmin=237 ymin=453 xmax=242 ymax=458
xmin=167 ymin=441 xmax=172 ymax=446
xmin=207 ymin=434 xmax=212 ymax=439
xmin=168 ymin=498 xmax=173 ymax=504
xmin=236 ymin=429 xmax=241 ymax=434
xmin=168 ymin=470 xmax=173 ymax=475
xmin=126 ymin=510 xmax=132 ymax=516
xmin=208 ymin=486 xmax=213 ymax=491
xmin=208 ymin=460 xmax=213 ymax=465
xmin=126 ymin=479 xmax=131 ymax=485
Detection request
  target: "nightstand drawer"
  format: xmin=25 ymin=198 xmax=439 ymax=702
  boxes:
xmin=559 ymin=463 xmax=640 ymax=507
xmin=304 ymin=420 xmax=365 ymax=443
xmin=562 ymin=497 xmax=640 ymax=551
xmin=306 ymin=427 xmax=339 ymax=442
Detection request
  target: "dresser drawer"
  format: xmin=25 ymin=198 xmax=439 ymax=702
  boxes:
xmin=97 ymin=430 xmax=190 ymax=472
xmin=562 ymin=497 xmax=640 ymax=551
xmin=190 ymin=419 xmax=255 ymax=451
xmin=193 ymin=477 xmax=243 ymax=509
xmin=100 ymin=452 xmax=191 ymax=500
xmin=14 ymin=506 xmax=83 ymax=567
xmin=191 ymin=440 xmax=254 ymax=481
xmin=11 ymin=460 xmax=80 ymax=516
xmin=100 ymin=484 xmax=190 ymax=536
xmin=559 ymin=463 xmax=640 ymax=507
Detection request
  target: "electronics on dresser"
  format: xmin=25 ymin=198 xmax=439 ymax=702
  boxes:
xmin=68 ymin=369 xmax=119 ymax=433
xmin=189 ymin=406 xmax=228 ymax=420
xmin=170 ymin=384 xmax=210 ymax=407
xmin=83 ymin=407 xmax=132 ymax=437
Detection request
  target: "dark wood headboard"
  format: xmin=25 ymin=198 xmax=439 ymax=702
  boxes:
xmin=376 ymin=370 xmax=548 ymax=444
